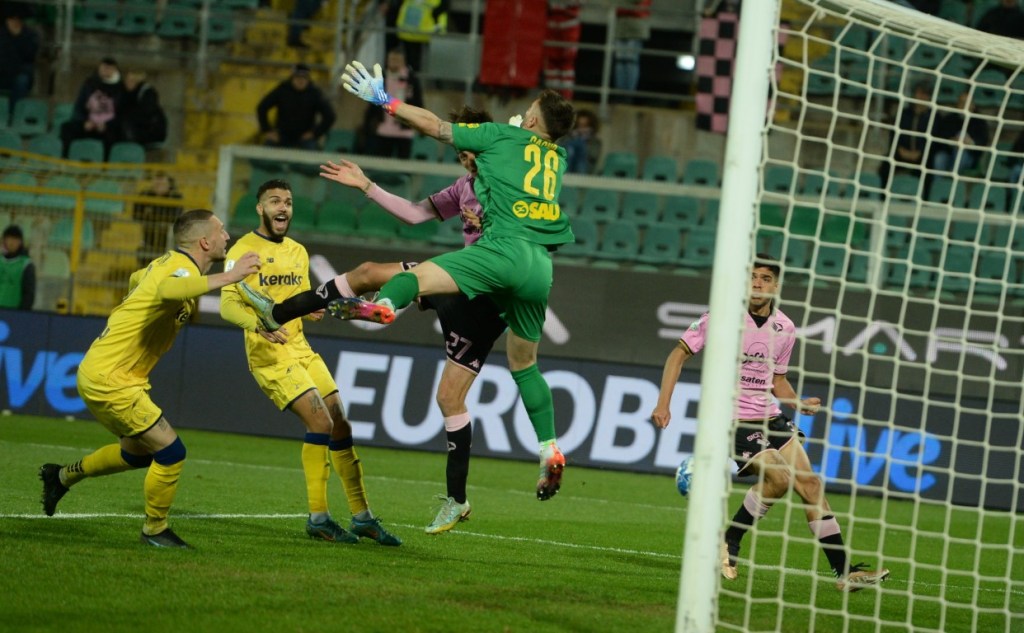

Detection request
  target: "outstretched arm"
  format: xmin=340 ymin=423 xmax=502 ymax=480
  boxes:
xmin=652 ymin=342 xmax=693 ymax=429
xmin=772 ymin=374 xmax=821 ymax=415
xmin=341 ymin=61 xmax=453 ymax=144
xmin=320 ymin=159 xmax=437 ymax=224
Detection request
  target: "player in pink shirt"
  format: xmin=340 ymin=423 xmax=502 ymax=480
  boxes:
xmin=652 ymin=255 xmax=889 ymax=592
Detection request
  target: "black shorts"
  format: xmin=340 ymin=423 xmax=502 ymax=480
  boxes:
xmin=420 ymin=293 xmax=507 ymax=373
xmin=733 ymin=415 xmax=804 ymax=475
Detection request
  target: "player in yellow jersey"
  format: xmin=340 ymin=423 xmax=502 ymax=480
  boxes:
xmin=220 ymin=179 xmax=401 ymax=546
xmin=39 ymin=209 xmax=261 ymax=548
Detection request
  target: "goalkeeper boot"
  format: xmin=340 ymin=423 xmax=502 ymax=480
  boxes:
xmin=425 ymin=495 xmax=472 ymax=535
xmin=305 ymin=517 xmax=358 ymax=544
xmin=327 ymin=297 xmax=396 ymax=324
xmin=140 ymin=527 xmax=191 ymax=549
xmin=350 ymin=516 xmax=403 ymax=546
xmin=721 ymin=539 xmax=739 ymax=581
xmin=39 ymin=464 xmax=69 ymax=516
xmin=836 ymin=564 xmax=890 ymax=592
xmin=236 ymin=282 xmax=281 ymax=331
xmin=536 ymin=444 xmax=565 ymax=501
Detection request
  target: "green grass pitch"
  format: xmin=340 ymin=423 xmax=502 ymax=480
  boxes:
xmin=1 ymin=414 xmax=1020 ymax=632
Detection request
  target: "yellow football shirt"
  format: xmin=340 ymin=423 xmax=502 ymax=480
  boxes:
xmin=221 ymin=230 xmax=315 ymax=369
xmin=79 ymin=250 xmax=207 ymax=387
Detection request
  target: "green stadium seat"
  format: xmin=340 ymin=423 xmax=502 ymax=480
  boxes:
xmin=662 ymin=195 xmax=700 ymax=227
xmin=290 ymin=195 xmax=317 ymax=230
xmin=636 ymin=223 xmax=681 ymax=266
xmin=205 ymin=12 xmax=235 ymax=42
xmin=789 ymin=205 xmax=820 ymax=236
xmin=968 ymin=185 xmax=1008 ymax=212
xmin=759 ymin=203 xmax=785 ymax=227
xmin=928 ymin=176 xmax=954 ymax=204
xmin=641 ymin=155 xmax=678 ymax=182
xmin=890 ymin=173 xmax=922 ymax=200
xmin=398 ymin=221 xmax=439 ymax=242
xmin=418 ymin=174 xmax=453 ymax=198
xmin=680 ymin=227 xmax=715 ymax=269
xmin=855 ymin=172 xmax=883 ymax=200
xmin=85 ymin=178 xmax=125 ymax=215
xmin=50 ymin=103 xmax=74 ymax=131
xmin=976 ymin=250 xmax=1007 ymax=295
xmin=973 ymin=68 xmax=1008 ymax=109
xmin=355 ymin=209 xmax=402 ymax=239
xmin=0 ymin=128 xmax=21 ymax=167
xmin=441 ymin=144 xmax=458 ymax=164
xmin=75 ymin=3 xmax=119 ymax=31
xmin=27 ymin=134 xmax=62 ymax=159
xmin=558 ymin=185 xmax=583 ymax=213
xmin=0 ymin=96 xmax=9 ymax=129
xmin=594 ymin=220 xmax=639 ymax=261
xmin=68 ymin=138 xmax=105 ymax=163
xmin=109 ymin=141 xmax=145 ymax=164
xmin=701 ymin=199 xmax=719 ymax=227
xmin=813 ymin=245 xmax=847 ymax=280
xmin=39 ymin=248 xmax=71 ymax=279
xmin=620 ymin=192 xmax=660 ymax=226
xmin=938 ymin=0 xmax=969 ymax=25
xmin=410 ymin=135 xmax=438 ymax=162
xmin=232 ymin=193 xmax=257 ymax=219
xmin=805 ymin=69 xmax=837 ymax=97
xmin=10 ymin=98 xmax=49 ymax=137
xmin=950 ymin=220 xmax=981 ymax=243
xmin=36 ymin=175 xmax=80 ymax=211
xmin=431 ymin=218 xmax=466 ymax=247
xmin=601 ymin=152 xmax=638 ymax=179
xmin=559 ymin=217 xmax=597 ymax=258
xmin=681 ymin=158 xmax=719 ymax=187
xmin=49 ymin=217 xmax=95 ymax=249
xmin=579 ymin=192 xmax=620 ymax=223
xmin=910 ymin=43 xmax=945 ymax=69
xmin=763 ymin=165 xmax=795 ymax=194
xmin=784 ymin=237 xmax=812 ymax=269
xmin=117 ymin=5 xmax=157 ymax=35
xmin=0 ymin=171 xmax=36 ymax=206
xmin=317 ymin=200 xmax=358 ymax=234
xmin=756 ymin=228 xmax=784 ymax=256
xmin=158 ymin=8 xmax=198 ymax=38
xmin=939 ymin=244 xmax=974 ymax=294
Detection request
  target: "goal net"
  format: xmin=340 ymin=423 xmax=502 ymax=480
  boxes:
xmin=684 ymin=1 xmax=1024 ymax=631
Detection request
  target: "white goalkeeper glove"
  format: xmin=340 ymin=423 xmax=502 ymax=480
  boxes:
xmin=342 ymin=61 xmax=394 ymax=110
xmin=508 ymin=114 xmax=523 ymax=128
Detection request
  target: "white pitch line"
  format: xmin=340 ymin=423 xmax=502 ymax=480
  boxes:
xmin=1 ymin=512 xmax=1020 ymax=598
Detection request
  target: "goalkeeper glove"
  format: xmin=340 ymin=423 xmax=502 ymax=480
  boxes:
xmin=342 ymin=61 xmax=402 ymax=115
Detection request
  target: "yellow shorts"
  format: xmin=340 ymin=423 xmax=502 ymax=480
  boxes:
xmin=252 ymin=354 xmax=338 ymax=410
xmin=76 ymin=371 xmax=163 ymax=438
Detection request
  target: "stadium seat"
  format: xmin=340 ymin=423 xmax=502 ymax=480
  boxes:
xmin=890 ymin=173 xmax=922 ymax=200
xmin=579 ymin=192 xmax=620 ymax=223
xmin=759 ymin=203 xmax=785 ymax=228
xmin=317 ymin=200 xmax=357 ymax=235
xmin=85 ymin=179 xmax=125 ymax=215
xmin=0 ymin=171 xmax=36 ymax=206
xmin=636 ymin=223 xmax=681 ymax=266
xmin=49 ymin=217 xmax=95 ymax=249
xmin=158 ymin=7 xmax=198 ymax=38
xmin=36 ymin=175 xmax=80 ymax=211
xmin=594 ymin=220 xmax=639 ymax=261
xmin=910 ymin=43 xmax=944 ymax=69
xmin=939 ymin=244 xmax=974 ymax=294
xmin=419 ymin=174 xmax=453 ymax=198
xmin=75 ymin=3 xmax=119 ymax=31
xmin=26 ymin=134 xmax=62 ymax=159
xmin=973 ymin=68 xmax=1008 ymax=108
xmin=601 ymin=152 xmax=638 ymax=179
xmin=0 ymin=128 xmax=21 ymax=167
xmin=788 ymin=205 xmax=820 ymax=236
xmin=290 ymin=195 xmax=317 ymax=230
xmin=68 ymin=138 xmax=105 ymax=163
xmin=681 ymin=158 xmax=719 ymax=187
xmin=39 ymin=248 xmax=71 ymax=279
xmin=9 ymin=98 xmax=48 ymax=137
xmin=620 ymin=192 xmax=660 ymax=226
xmin=641 ymin=155 xmax=678 ymax=182
xmin=661 ymin=196 xmax=700 ymax=227
xmin=813 ymin=245 xmax=847 ymax=280
xmin=938 ymin=0 xmax=969 ymax=25
xmin=117 ymin=5 xmax=157 ymax=35
xmin=431 ymin=218 xmax=466 ymax=247
xmin=976 ymin=250 xmax=1007 ymax=295
xmin=205 ymin=12 xmax=236 ymax=43
xmin=806 ymin=69 xmax=838 ymax=97
xmin=558 ymin=185 xmax=583 ymax=213
xmin=109 ymin=141 xmax=146 ymax=164
xmin=701 ymin=199 xmax=719 ymax=227
xmin=355 ymin=209 xmax=402 ymax=239
xmin=0 ymin=96 xmax=9 ymax=129
xmin=50 ymin=103 xmax=74 ymax=132
xmin=756 ymin=228 xmax=784 ymax=256
xmin=855 ymin=172 xmax=883 ymax=200
xmin=680 ymin=227 xmax=715 ymax=269
xmin=968 ymin=185 xmax=1008 ymax=212
xmin=398 ymin=220 xmax=439 ymax=242
xmin=763 ymin=165 xmax=795 ymax=194
xmin=784 ymin=237 xmax=812 ymax=269
xmin=410 ymin=135 xmax=438 ymax=162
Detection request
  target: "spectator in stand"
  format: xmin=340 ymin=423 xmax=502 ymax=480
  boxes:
xmin=360 ymin=48 xmax=423 ymax=158
xmin=878 ymin=80 xmax=934 ymax=190
xmin=287 ymin=0 xmax=323 ymax=48
xmin=560 ymin=108 xmax=602 ymax=174
xmin=976 ymin=0 xmax=1024 ymax=39
xmin=120 ymin=70 xmax=168 ymax=148
xmin=0 ymin=224 xmax=35 ymax=311
xmin=544 ymin=0 xmax=582 ymax=99
xmin=132 ymin=171 xmax=183 ymax=265
xmin=613 ymin=0 xmax=653 ymax=99
xmin=930 ymin=92 xmax=989 ymax=176
xmin=257 ymin=64 xmax=336 ymax=151
xmin=60 ymin=57 xmax=125 ymax=159
xmin=393 ymin=0 xmax=450 ymax=74
xmin=0 ymin=3 xmax=40 ymax=115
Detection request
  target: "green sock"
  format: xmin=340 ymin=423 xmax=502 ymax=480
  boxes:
xmin=511 ymin=364 xmax=556 ymax=443
xmin=377 ymin=272 xmax=419 ymax=310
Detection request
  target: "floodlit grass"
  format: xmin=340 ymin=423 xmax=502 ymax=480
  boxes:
xmin=1 ymin=415 xmax=1020 ymax=632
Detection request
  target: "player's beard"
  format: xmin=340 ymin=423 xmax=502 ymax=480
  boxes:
xmin=261 ymin=210 xmax=290 ymax=242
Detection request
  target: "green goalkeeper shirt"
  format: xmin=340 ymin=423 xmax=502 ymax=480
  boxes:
xmin=451 ymin=122 xmax=575 ymax=247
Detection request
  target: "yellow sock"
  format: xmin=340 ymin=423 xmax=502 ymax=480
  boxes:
xmin=63 ymin=444 xmax=132 ymax=487
xmin=331 ymin=447 xmax=368 ymax=516
xmin=302 ymin=442 xmax=330 ymax=514
xmin=143 ymin=460 xmax=184 ymax=536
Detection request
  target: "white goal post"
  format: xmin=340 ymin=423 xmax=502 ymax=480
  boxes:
xmin=678 ymin=1 xmax=1024 ymax=632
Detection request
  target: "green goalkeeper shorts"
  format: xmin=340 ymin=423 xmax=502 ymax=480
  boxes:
xmin=429 ymin=234 xmax=552 ymax=343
